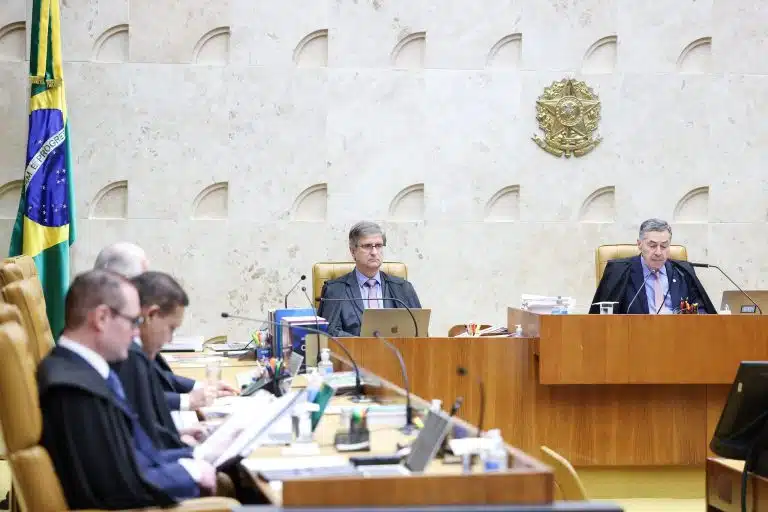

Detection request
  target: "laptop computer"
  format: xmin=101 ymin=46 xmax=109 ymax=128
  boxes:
xmin=355 ymin=410 xmax=452 ymax=477
xmin=360 ymin=308 xmax=431 ymax=338
xmin=720 ymin=290 xmax=768 ymax=314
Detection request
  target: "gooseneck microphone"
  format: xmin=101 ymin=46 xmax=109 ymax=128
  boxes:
xmin=220 ymin=312 xmax=366 ymax=401
xmin=299 ymin=285 xmax=323 ymax=366
xmin=318 ymin=297 xmax=419 ymax=337
xmin=284 ymin=274 xmax=307 ymax=309
xmin=689 ymin=262 xmax=762 ymax=314
xmin=457 ymin=366 xmax=485 ymax=437
xmin=372 ymin=330 xmax=415 ymax=434
xmin=626 ymin=270 xmax=657 ymax=313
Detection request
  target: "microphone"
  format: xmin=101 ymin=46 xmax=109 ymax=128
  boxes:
xmin=284 ymin=274 xmax=307 ymax=309
xmin=626 ymin=269 xmax=657 ymax=313
xmin=371 ymin=330 xmax=416 ymax=434
xmin=220 ymin=312 xmax=367 ymax=401
xmin=298 ymin=285 xmax=322 ymax=366
xmin=457 ymin=366 xmax=485 ymax=437
xmin=689 ymin=262 xmax=762 ymax=314
xmin=318 ymin=297 xmax=419 ymax=337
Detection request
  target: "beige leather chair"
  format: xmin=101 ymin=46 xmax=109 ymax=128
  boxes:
xmin=1 ymin=279 xmax=55 ymax=365
xmin=312 ymin=261 xmax=407 ymax=309
xmin=0 ymin=256 xmax=38 ymax=288
xmin=595 ymin=244 xmax=688 ymax=286
xmin=0 ymin=318 xmax=240 ymax=512
xmin=539 ymin=446 xmax=588 ymax=500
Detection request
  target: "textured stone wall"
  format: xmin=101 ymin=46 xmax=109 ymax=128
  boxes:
xmin=0 ymin=0 xmax=766 ymax=340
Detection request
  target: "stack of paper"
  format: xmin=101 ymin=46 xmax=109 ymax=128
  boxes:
xmin=520 ymin=294 xmax=575 ymax=314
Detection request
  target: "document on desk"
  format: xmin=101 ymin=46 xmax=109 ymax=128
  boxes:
xmin=199 ymin=392 xmax=273 ymax=419
xmin=204 ymin=390 xmax=307 ymax=469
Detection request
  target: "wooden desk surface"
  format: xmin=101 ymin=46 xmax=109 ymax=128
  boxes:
xmin=707 ymin=457 xmax=768 ymax=511
xmin=243 ymin=388 xmax=552 ymax=508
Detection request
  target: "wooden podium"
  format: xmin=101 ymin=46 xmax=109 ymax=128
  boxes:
xmin=338 ymin=310 xmax=768 ymax=468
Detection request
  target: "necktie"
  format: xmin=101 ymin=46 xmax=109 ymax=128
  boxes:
xmin=106 ymin=370 xmax=127 ymax=401
xmin=653 ymin=271 xmax=664 ymax=314
xmin=364 ymin=279 xmax=379 ymax=309
xmin=106 ymin=370 xmax=161 ymax=462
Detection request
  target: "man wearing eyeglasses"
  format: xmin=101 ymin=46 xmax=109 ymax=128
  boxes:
xmin=318 ymin=221 xmax=422 ymax=337
xmin=93 ymin=241 xmax=235 ymax=412
xmin=36 ymin=269 xmax=220 ymax=509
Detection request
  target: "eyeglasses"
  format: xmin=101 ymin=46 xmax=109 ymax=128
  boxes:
xmin=110 ymin=308 xmax=144 ymax=327
xmin=358 ymin=243 xmax=385 ymax=252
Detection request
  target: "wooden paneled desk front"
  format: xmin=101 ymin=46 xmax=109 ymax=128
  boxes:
xmin=333 ymin=310 xmax=768 ymax=468
xmin=707 ymin=457 xmax=768 ymax=511
xmin=245 ymin=379 xmax=554 ymax=508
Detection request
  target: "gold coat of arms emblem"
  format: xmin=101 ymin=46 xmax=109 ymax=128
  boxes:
xmin=532 ymin=78 xmax=602 ymax=158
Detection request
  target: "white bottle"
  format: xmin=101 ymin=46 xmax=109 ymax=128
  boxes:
xmin=720 ymin=304 xmax=732 ymax=315
xmin=430 ymin=399 xmax=442 ymax=412
xmin=481 ymin=429 xmax=508 ymax=472
xmin=318 ymin=348 xmax=333 ymax=376
xmin=513 ymin=324 xmax=523 ymax=337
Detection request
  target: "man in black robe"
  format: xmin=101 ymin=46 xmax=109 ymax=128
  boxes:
xmin=590 ymin=218 xmax=716 ymax=314
xmin=112 ymin=271 xmax=205 ymax=450
xmin=94 ymin=241 xmax=236 ymax=411
xmin=37 ymin=269 xmax=219 ymax=509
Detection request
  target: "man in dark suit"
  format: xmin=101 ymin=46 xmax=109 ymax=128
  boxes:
xmin=590 ymin=218 xmax=716 ymax=314
xmin=37 ymin=269 xmax=219 ymax=509
xmin=318 ymin=221 xmax=422 ymax=336
xmin=94 ymin=242 xmax=236 ymax=411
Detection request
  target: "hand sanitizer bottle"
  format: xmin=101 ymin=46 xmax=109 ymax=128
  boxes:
xmin=481 ymin=429 xmax=508 ymax=472
xmin=318 ymin=348 xmax=334 ymax=376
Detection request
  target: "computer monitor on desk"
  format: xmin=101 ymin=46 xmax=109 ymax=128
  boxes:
xmin=360 ymin=308 xmax=431 ymax=338
xmin=710 ymin=361 xmax=768 ymax=475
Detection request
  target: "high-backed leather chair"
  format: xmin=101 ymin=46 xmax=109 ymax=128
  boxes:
xmin=0 ymin=319 xmax=239 ymax=512
xmin=0 ymin=256 xmax=38 ymax=287
xmin=595 ymin=244 xmax=688 ymax=286
xmin=0 ymin=304 xmax=23 ymax=460
xmin=1 ymin=279 xmax=55 ymax=365
xmin=312 ymin=261 xmax=407 ymax=309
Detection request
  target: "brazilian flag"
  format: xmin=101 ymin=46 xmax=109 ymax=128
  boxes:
xmin=8 ymin=0 xmax=76 ymax=338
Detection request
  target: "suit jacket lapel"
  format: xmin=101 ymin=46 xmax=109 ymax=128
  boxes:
xmin=152 ymin=360 xmax=175 ymax=391
xmin=344 ymin=272 xmax=365 ymax=314
xmin=630 ymin=256 xmax=649 ymax=313
xmin=666 ymin=261 xmax=681 ymax=309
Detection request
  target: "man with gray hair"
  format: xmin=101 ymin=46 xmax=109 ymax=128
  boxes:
xmin=94 ymin=242 xmax=149 ymax=278
xmin=93 ymin=243 xmax=235 ymax=411
xmin=590 ymin=218 xmax=715 ymax=314
xmin=318 ymin=221 xmax=422 ymax=336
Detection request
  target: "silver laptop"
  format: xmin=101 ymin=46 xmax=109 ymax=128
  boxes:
xmin=357 ymin=410 xmax=452 ymax=477
xmin=720 ymin=290 xmax=768 ymax=314
xmin=360 ymin=308 xmax=431 ymax=338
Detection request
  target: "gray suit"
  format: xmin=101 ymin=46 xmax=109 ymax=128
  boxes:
xmin=317 ymin=270 xmax=422 ymax=337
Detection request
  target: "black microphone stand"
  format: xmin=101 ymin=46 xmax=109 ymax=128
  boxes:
xmin=373 ymin=331 xmax=415 ymax=435
xmin=283 ymin=275 xmax=306 ymax=309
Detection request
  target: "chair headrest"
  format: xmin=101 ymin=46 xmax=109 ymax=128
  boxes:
xmin=311 ymin=262 xmax=408 ymax=306
xmin=1 ymin=279 xmax=55 ymax=364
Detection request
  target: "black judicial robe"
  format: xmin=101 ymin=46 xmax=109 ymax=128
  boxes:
xmin=113 ymin=343 xmax=188 ymax=451
xmin=589 ymin=255 xmax=717 ymax=315
xmin=37 ymin=346 xmax=178 ymax=510
xmin=154 ymin=353 xmax=197 ymax=411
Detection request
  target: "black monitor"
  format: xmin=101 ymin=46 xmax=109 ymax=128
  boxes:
xmin=710 ymin=361 xmax=768 ymax=469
